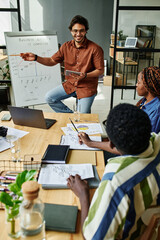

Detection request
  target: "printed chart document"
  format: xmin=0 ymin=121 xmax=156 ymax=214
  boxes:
xmin=38 ymin=163 xmax=94 ymax=186
xmin=61 ymin=123 xmax=103 ymax=135
xmin=60 ymin=135 xmax=101 ymax=150
xmin=0 ymin=127 xmax=29 ymax=152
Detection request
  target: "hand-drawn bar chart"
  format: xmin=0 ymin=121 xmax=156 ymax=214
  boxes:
xmin=5 ymin=32 xmax=61 ymax=107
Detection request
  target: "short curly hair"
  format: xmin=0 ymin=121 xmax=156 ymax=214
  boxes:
xmin=68 ymin=15 xmax=89 ymax=31
xmin=105 ymin=103 xmax=151 ymax=155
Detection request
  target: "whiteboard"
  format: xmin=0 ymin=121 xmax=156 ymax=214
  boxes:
xmin=5 ymin=31 xmax=62 ymax=107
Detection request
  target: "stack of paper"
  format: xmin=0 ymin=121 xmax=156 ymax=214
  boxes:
xmin=0 ymin=127 xmax=29 ymax=152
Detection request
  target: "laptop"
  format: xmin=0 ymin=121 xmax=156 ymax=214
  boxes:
xmin=125 ymin=37 xmax=138 ymax=48
xmin=8 ymin=106 xmax=56 ymax=129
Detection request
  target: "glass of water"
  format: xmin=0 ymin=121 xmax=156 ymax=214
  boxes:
xmin=6 ymin=135 xmax=21 ymax=162
xmin=73 ymin=104 xmax=81 ymax=122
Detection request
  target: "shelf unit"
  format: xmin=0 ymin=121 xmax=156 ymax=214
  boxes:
xmin=136 ymin=25 xmax=156 ymax=48
xmin=110 ymin=1 xmax=160 ymax=109
xmin=135 ymin=25 xmax=156 ymax=66
xmin=0 ymin=0 xmax=21 ymax=109
xmin=0 ymin=0 xmax=21 ymax=51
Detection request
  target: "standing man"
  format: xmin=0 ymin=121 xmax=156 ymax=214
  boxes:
xmin=20 ymin=15 xmax=104 ymax=113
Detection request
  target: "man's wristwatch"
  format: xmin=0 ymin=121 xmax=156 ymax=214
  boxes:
xmin=34 ymin=54 xmax=38 ymax=61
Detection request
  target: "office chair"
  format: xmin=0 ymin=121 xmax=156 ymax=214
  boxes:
xmin=140 ymin=213 xmax=160 ymax=240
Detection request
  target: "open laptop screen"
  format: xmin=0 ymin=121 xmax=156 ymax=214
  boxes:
xmin=8 ymin=106 xmax=56 ymax=129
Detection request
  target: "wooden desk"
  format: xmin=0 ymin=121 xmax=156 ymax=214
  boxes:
xmin=0 ymin=111 xmax=105 ymax=240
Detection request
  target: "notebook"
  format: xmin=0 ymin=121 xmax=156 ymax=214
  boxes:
xmin=44 ymin=203 xmax=78 ymax=232
xmin=8 ymin=106 xmax=56 ymax=129
xmin=42 ymin=144 xmax=70 ymax=163
xmin=41 ymin=165 xmax=100 ymax=189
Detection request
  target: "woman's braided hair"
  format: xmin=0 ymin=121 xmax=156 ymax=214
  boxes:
xmin=142 ymin=66 xmax=160 ymax=97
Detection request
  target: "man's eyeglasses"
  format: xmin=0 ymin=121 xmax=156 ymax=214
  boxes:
xmin=71 ymin=29 xmax=86 ymax=34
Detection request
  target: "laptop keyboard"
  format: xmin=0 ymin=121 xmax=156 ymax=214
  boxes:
xmin=45 ymin=118 xmax=56 ymax=128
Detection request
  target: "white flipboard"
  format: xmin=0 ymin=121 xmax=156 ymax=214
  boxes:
xmin=5 ymin=31 xmax=61 ymax=107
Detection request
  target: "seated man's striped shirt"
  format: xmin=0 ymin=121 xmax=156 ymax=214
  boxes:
xmin=83 ymin=133 xmax=160 ymax=240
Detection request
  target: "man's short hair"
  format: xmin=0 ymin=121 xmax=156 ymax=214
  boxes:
xmin=68 ymin=15 xmax=89 ymax=31
xmin=105 ymin=103 xmax=151 ymax=155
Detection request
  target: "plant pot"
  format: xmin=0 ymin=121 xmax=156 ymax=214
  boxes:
xmin=5 ymin=207 xmax=21 ymax=239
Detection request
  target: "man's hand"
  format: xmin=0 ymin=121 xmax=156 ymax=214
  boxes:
xmin=20 ymin=52 xmax=36 ymax=61
xmin=69 ymin=72 xmax=87 ymax=81
xmin=78 ymin=132 xmax=92 ymax=146
xmin=67 ymin=174 xmax=90 ymax=233
xmin=67 ymin=174 xmax=89 ymax=199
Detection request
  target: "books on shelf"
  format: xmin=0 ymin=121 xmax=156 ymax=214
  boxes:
xmin=143 ymin=39 xmax=153 ymax=48
xmin=42 ymin=144 xmax=70 ymax=164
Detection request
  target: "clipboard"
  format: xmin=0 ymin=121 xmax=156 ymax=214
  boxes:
xmin=66 ymin=150 xmax=96 ymax=165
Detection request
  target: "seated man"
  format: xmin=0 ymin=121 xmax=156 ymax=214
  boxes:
xmin=67 ymin=103 xmax=160 ymax=240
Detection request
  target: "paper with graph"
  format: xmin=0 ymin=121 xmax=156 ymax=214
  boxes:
xmin=62 ymin=123 xmax=103 ymax=135
xmin=5 ymin=31 xmax=61 ymax=107
xmin=60 ymin=134 xmax=101 ymax=150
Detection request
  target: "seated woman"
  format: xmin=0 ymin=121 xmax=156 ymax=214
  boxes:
xmin=136 ymin=66 xmax=160 ymax=133
xmin=79 ymin=66 xmax=160 ymax=165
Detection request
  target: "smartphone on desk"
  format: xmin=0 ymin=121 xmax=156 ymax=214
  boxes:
xmin=1 ymin=113 xmax=11 ymax=121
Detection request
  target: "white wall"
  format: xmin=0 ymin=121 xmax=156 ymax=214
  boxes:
xmin=12 ymin=0 xmax=114 ymax=60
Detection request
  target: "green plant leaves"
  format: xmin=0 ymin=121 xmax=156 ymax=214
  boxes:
xmin=0 ymin=192 xmax=13 ymax=207
xmin=25 ymin=170 xmax=37 ymax=181
xmin=6 ymin=204 xmax=20 ymax=221
xmin=0 ymin=170 xmax=37 ymax=220
xmin=8 ymin=170 xmax=37 ymax=195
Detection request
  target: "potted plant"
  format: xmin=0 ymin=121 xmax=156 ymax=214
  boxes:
xmin=0 ymin=60 xmax=10 ymax=80
xmin=118 ymin=30 xmax=128 ymax=46
xmin=0 ymin=170 xmax=37 ymax=239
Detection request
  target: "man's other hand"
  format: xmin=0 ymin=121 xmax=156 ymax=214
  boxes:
xmin=67 ymin=174 xmax=89 ymax=198
xmin=20 ymin=52 xmax=36 ymax=61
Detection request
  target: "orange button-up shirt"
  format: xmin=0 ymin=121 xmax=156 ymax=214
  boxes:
xmin=51 ymin=38 xmax=104 ymax=99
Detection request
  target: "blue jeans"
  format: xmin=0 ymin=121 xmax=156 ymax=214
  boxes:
xmin=45 ymin=84 xmax=96 ymax=113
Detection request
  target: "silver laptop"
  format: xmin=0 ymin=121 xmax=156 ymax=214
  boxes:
xmin=8 ymin=106 xmax=56 ymax=129
xmin=125 ymin=37 xmax=138 ymax=48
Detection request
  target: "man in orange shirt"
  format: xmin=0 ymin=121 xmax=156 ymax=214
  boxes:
xmin=20 ymin=15 xmax=104 ymax=113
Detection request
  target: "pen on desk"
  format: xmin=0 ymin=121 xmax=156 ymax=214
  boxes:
xmin=5 ymin=175 xmax=17 ymax=180
xmin=0 ymin=175 xmax=16 ymax=180
xmin=9 ymin=54 xmax=20 ymax=56
xmin=69 ymin=118 xmax=79 ymax=133
xmin=0 ymin=182 xmax=12 ymax=187
xmin=0 ymin=188 xmax=9 ymax=192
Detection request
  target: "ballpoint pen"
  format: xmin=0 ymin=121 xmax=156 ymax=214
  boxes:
xmin=69 ymin=118 xmax=79 ymax=133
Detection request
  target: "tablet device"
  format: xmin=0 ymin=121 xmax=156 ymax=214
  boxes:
xmin=65 ymin=70 xmax=81 ymax=76
xmin=125 ymin=37 xmax=138 ymax=48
